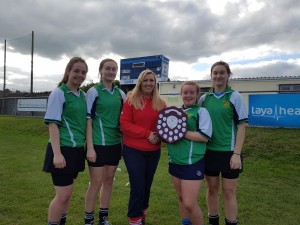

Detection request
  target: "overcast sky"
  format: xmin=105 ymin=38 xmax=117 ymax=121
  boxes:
xmin=0 ymin=0 xmax=300 ymax=92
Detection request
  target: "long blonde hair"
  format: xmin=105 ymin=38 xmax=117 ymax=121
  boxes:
xmin=128 ymin=69 xmax=166 ymax=111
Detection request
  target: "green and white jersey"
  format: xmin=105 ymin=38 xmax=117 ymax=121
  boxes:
xmin=44 ymin=83 xmax=87 ymax=147
xmin=199 ymin=87 xmax=248 ymax=152
xmin=86 ymin=82 xmax=126 ymax=146
xmin=167 ymin=105 xmax=212 ymax=165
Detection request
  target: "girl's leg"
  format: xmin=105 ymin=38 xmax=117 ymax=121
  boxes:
xmin=48 ymin=184 xmax=74 ymax=223
xmin=85 ymin=166 xmax=104 ymax=224
xmin=205 ymin=175 xmax=220 ymax=225
xmin=181 ymin=179 xmax=203 ymax=225
xmin=99 ymin=165 xmax=118 ymax=224
xmin=222 ymin=178 xmax=238 ymax=222
xmin=172 ymin=176 xmax=191 ymax=225
xmin=100 ymin=165 xmax=117 ymax=208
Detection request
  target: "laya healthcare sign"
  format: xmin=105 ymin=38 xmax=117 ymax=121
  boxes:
xmin=248 ymin=94 xmax=300 ymax=128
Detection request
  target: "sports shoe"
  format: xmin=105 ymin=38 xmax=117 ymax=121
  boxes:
xmin=99 ymin=221 xmax=112 ymax=225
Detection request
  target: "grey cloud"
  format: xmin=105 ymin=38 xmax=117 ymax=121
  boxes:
xmin=1 ymin=0 xmax=300 ymax=92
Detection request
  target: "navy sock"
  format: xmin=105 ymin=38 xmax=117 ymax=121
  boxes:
xmin=59 ymin=212 xmax=67 ymax=225
xmin=209 ymin=214 xmax=219 ymax=225
xmin=48 ymin=221 xmax=60 ymax=225
xmin=181 ymin=217 xmax=192 ymax=225
xmin=99 ymin=208 xmax=109 ymax=224
xmin=84 ymin=211 xmax=94 ymax=225
xmin=225 ymin=218 xmax=238 ymax=225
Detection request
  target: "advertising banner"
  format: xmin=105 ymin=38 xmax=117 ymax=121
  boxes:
xmin=17 ymin=99 xmax=47 ymax=112
xmin=248 ymin=94 xmax=300 ymax=128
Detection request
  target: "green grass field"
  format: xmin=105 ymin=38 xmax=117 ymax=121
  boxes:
xmin=0 ymin=116 xmax=299 ymax=225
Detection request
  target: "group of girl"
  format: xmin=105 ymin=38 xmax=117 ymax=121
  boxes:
xmin=43 ymin=57 xmax=248 ymax=225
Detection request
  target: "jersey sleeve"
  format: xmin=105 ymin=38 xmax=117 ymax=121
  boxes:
xmin=44 ymin=88 xmax=65 ymax=125
xmin=230 ymin=91 xmax=248 ymax=124
xmin=198 ymin=94 xmax=206 ymax=106
xmin=119 ymin=89 xmax=127 ymax=104
xmin=85 ymin=86 xmax=98 ymax=119
xmin=197 ymin=107 xmax=213 ymax=141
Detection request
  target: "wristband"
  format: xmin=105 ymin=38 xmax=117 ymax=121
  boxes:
xmin=233 ymin=152 xmax=240 ymax=155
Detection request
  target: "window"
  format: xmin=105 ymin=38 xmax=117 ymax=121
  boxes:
xmin=200 ymin=87 xmax=211 ymax=94
xmin=132 ymin=62 xmax=145 ymax=68
xmin=279 ymin=84 xmax=300 ymax=93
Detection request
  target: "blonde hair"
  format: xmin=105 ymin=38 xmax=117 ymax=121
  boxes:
xmin=128 ymin=69 xmax=166 ymax=111
xmin=180 ymin=81 xmax=201 ymax=103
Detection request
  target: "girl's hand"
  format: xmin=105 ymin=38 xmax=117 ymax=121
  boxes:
xmin=53 ymin=153 xmax=66 ymax=169
xmin=230 ymin=153 xmax=241 ymax=170
xmin=86 ymin=148 xmax=97 ymax=163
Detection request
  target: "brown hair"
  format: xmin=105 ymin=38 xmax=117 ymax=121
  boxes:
xmin=210 ymin=61 xmax=232 ymax=88
xmin=58 ymin=57 xmax=88 ymax=87
xmin=98 ymin=58 xmax=118 ymax=80
xmin=210 ymin=61 xmax=232 ymax=75
xmin=128 ymin=69 xmax=166 ymax=111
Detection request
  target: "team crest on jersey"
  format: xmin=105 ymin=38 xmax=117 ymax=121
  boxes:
xmin=223 ymin=101 xmax=230 ymax=107
xmin=196 ymin=170 xmax=202 ymax=176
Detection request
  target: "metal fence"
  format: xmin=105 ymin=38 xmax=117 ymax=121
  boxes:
xmin=0 ymin=96 xmax=48 ymax=117
xmin=0 ymin=90 xmax=298 ymax=118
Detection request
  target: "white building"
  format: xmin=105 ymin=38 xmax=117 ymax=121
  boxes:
xmin=159 ymin=76 xmax=300 ymax=110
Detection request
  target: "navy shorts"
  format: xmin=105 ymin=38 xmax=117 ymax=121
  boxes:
xmin=169 ymin=158 xmax=205 ymax=180
xmin=205 ymin=150 xmax=243 ymax=179
xmin=51 ymin=173 xmax=79 ymax=186
xmin=43 ymin=143 xmax=85 ymax=174
xmin=87 ymin=143 xmax=122 ymax=167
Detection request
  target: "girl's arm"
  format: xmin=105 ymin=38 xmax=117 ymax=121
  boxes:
xmin=48 ymin=123 xmax=66 ymax=169
xmin=230 ymin=122 xmax=246 ymax=169
xmin=185 ymin=131 xmax=208 ymax=142
xmin=86 ymin=118 xmax=96 ymax=162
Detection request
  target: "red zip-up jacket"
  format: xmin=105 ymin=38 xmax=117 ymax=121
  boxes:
xmin=120 ymin=97 xmax=161 ymax=151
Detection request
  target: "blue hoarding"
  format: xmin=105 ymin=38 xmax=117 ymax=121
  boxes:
xmin=249 ymin=94 xmax=300 ymax=128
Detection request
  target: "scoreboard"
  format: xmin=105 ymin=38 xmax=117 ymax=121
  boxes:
xmin=120 ymin=55 xmax=169 ymax=85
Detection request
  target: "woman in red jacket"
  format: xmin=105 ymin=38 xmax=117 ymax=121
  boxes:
xmin=120 ymin=69 xmax=166 ymax=225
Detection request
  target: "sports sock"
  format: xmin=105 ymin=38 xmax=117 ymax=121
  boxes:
xmin=59 ymin=212 xmax=67 ymax=225
xmin=84 ymin=211 xmax=94 ymax=225
xmin=208 ymin=214 xmax=219 ymax=225
xmin=99 ymin=208 xmax=109 ymax=224
xmin=181 ymin=217 xmax=192 ymax=225
xmin=48 ymin=221 xmax=60 ymax=225
xmin=225 ymin=218 xmax=238 ymax=225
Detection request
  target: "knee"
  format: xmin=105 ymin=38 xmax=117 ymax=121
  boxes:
xmin=182 ymin=199 xmax=197 ymax=212
xmin=103 ymin=175 xmax=114 ymax=185
xmin=207 ymin=185 xmax=219 ymax=196
xmin=222 ymin=187 xmax=236 ymax=200
xmin=55 ymin=194 xmax=71 ymax=206
xmin=89 ymin=179 xmax=102 ymax=189
xmin=178 ymin=195 xmax=183 ymax=202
